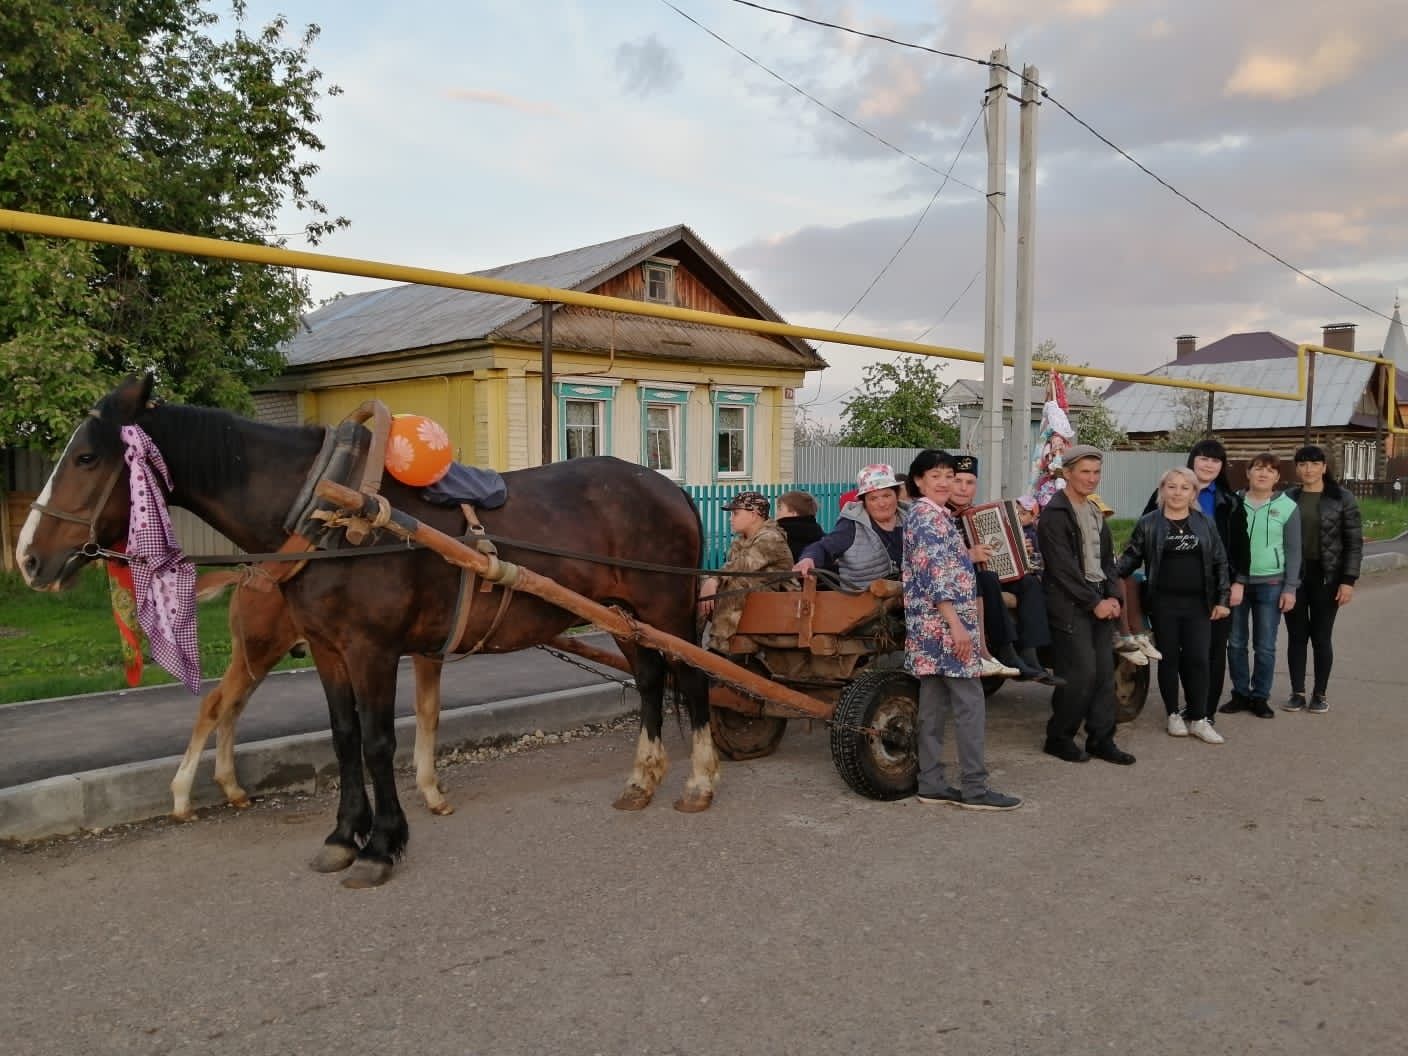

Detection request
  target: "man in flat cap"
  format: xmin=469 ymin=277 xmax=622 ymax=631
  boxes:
xmin=699 ymin=491 xmax=795 ymax=651
xmin=1035 ymin=445 xmax=1136 ymax=765
xmin=946 ymin=455 xmax=1061 ymax=686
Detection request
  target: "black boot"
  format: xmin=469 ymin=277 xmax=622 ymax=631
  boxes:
xmin=1043 ymin=738 xmax=1090 ymax=763
xmin=1219 ymin=691 xmax=1250 ymax=715
xmin=1087 ymin=738 xmax=1136 ymax=765
xmin=1021 ymin=647 xmax=1066 ymax=687
xmin=998 ymin=643 xmax=1047 ymax=682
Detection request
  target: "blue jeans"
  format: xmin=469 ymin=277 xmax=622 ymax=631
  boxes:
xmin=1228 ymin=582 xmax=1281 ymax=701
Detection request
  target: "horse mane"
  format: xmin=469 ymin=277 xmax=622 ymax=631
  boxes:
xmin=140 ymin=402 xmax=319 ymax=495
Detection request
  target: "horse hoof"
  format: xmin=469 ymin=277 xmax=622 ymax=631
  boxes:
xmin=170 ymin=809 xmax=194 ymax=823
xmin=310 ymin=843 xmax=358 ymax=873
xmin=228 ymin=794 xmax=251 ymax=811
xmin=612 ymin=786 xmax=653 ymax=811
xmin=673 ymin=790 xmax=714 ymax=814
xmin=341 ymin=858 xmax=394 ymax=889
xmin=428 ymin=801 xmax=455 ymax=817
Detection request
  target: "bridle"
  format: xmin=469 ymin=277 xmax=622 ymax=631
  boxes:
xmin=27 ymin=411 xmax=131 ymax=564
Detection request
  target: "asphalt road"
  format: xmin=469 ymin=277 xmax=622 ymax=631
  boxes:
xmin=2 ymin=572 xmax=1403 ymax=1056
xmin=0 ymin=634 xmax=629 ymax=789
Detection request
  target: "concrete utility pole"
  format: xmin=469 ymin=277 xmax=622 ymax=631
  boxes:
xmin=1007 ymin=62 xmax=1039 ymax=499
xmin=980 ymin=48 xmax=1008 ymax=503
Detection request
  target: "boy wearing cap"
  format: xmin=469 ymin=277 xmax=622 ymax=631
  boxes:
xmin=699 ymin=491 xmax=794 ymax=651
xmin=1036 ymin=444 xmax=1137 ymax=765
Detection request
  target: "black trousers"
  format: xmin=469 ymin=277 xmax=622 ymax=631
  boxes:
xmin=1285 ymin=562 xmax=1339 ymax=697
xmin=975 ymin=571 xmax=1052 ymax=650
xmin=1046 ymin=612 xmax=1116 ymax=747
xmin=1204 ymin=613 xmax=1232 ymax=718
xmin=1149 ymin=594 xmax=1213 ymax=721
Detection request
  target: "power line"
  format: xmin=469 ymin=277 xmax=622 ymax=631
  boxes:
xmin=658 ymin=0 xmax=984 ymax=195
xmin=726 ymin=0 xmax=1394 ymax=324
xmin=798 ymin=104 xmax=985 ymax=411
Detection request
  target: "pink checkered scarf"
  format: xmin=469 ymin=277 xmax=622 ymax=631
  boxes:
xmin=121 ymin=425 xmax=201 ymax=693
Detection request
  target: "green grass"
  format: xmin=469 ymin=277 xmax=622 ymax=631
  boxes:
xmin=0 ymin=566 xmax=310 ymax=706
xmin=1108 ymin=518 xmax=1134 ymax=555
xmin=1359 ymin=497 xmax=1408 ymax=542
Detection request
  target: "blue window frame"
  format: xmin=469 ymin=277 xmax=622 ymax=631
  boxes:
xmin=555 ymin=381 xmax=617 ymax=460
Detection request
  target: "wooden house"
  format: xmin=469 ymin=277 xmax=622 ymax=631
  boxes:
xmin=1104 ymin=320 xmax=1408 ymax=482
xmin=257 ymin=224 xmax=825 ymax=486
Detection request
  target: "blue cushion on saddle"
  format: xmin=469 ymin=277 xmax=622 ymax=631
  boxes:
xmin=422 ymin=462 xmax=508 ymax=509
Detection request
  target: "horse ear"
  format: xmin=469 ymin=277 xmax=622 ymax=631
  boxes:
xmin=105 ymin=374 xmax=156 ymax=424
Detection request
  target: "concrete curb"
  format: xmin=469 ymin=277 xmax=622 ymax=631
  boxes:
xmin=0 ymin=681 xmax=639 ymax=843
xmin=1361 ymin=552 xmax=1407 ymax=575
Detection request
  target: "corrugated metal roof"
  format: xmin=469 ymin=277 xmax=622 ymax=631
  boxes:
xmin=502 ymin=308 xmax=813 ymax=368
xmin=283 ymin=226 xmax=681 ymax=367
xmin=1106 ymin=356 xmax=1374 ymax=432
xmin=281 ymin=224 xmax=822 ymax=370
xmin=1104 ymin=331 xmax=1298 ymax=399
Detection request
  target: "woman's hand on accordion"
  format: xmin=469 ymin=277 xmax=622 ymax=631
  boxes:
xmin=968 ymin=543 xmax=993 ymax=564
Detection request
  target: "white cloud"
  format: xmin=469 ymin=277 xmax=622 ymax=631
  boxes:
xmin=1225 ymin=32 xmax=1363 ymax=101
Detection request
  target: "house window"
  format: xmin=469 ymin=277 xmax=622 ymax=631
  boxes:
xmin=643 ymin=260 xmax=676 ymax=304
xmin=555 ymin=379 xmax=618 ymax=460
xmin=564 ymin=400 xmax=603 ymax=459
xmin=644 ymin=404 xmax=679 ymax=475
xmin=1342 ymin=440 xmax=1376 ymax=481
xmin=711 ymin=388 xmax=757 ymax=480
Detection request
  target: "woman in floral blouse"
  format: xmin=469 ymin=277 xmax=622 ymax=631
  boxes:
xmin=903 ymin=450 xmax=1022 ymax=811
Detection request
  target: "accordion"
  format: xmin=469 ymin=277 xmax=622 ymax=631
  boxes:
xmin=958 ymin=500 xmax=1030 ymax=583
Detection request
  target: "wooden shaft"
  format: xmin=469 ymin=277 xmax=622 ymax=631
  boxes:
xmin=313 ymin=481 xmax=835 ymax=720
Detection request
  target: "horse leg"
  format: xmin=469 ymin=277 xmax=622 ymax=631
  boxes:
xmin=170 ymin=680 xmax=233 ymax=821
xmin=308 ymin=644 xmax=371 ymax=875
xmin=411 ymin=655 xmax=452 ymax=815
xmin=673 ymin=662 xmax=719 ymax=814
xmin=613 ymin=645 xmax=669 ymax=811
xmin=342 ymin=651 xmax=410 ymax=889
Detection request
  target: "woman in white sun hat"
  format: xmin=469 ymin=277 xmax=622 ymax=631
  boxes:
xmin=794 ymin=463 xmax=907 ymax=594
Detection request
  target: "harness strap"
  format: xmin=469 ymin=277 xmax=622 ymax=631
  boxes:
xmin=427 ymin=503 xmax=513 ymax=659
xmin=238 ymin=534 xmax=316 ymax=593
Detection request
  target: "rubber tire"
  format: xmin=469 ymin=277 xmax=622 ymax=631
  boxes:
xmin=709 ymin=706 xmax=787 ymax=761
xmin=1114 ymin=655 xmax=1150 ymax=724
xmin=829 ymin=668 xmax=920 ymax=801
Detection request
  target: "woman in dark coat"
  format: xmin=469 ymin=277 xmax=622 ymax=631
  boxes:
xmin=1281 ymin=445 xmax=1363 ymax=713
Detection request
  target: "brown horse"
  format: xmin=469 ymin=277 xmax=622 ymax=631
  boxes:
xmin=16 ymin=375 xmax=716 ymax=888
xmin=172 ymin=575 xmax=451 ymax=821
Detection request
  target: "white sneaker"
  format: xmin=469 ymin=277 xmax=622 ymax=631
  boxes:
xmin=1115 ymin=637 xmax=1149 ymax=667
xmin=1187 ymin=719 xmax=1225 ymax=744
xmin=1133 ymin=633 xmax=1163 ymax=661
xmin=1167 ymin=712 xmax=1189 ymax=737
xmin=978 ymin=655 xmax=1021 ymax=678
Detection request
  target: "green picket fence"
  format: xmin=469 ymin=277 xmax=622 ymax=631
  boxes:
xmin=683 ymin=482 xmax=850 ymax=570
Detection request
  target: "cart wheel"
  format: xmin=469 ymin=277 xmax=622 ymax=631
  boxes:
xmin=709 ymin=707 xmax=787 ymax=761
xmin=829 ymin=668 xmax=919 ymax=801
xmin=1114 ymin=655 xmax=1150 ymax=724
xmin=981 ymin=675 xmax=1005 ymax=697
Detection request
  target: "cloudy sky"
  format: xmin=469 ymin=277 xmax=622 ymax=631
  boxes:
xmin=240 ymin=0 xmax=1408 ymax=424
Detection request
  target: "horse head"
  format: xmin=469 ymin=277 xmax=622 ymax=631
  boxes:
xmin=15 ymin=374 xmax=154 ymax=591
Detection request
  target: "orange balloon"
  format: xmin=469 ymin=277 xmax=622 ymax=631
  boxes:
xmin=384 ymin=414 xmax=452 ymax=486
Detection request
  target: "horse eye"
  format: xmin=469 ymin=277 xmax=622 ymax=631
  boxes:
xmin=75 ymin=452 xmax=98 ymax=467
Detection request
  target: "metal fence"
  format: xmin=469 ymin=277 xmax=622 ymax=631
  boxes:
xmin=684 ymin=482 xmax=850 ymax=570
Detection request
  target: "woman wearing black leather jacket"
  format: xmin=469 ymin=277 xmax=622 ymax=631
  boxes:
xmin=1281 ymin=445 xmax=1364 ymax=713
xmin=1118 ymin=467 xmax=1231 ymax=744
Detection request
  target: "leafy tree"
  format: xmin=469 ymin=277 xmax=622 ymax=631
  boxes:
xmin=1153 ymin=388 xmax=1216 ymax=452
xmin=1031 ymin=340 xmax=1130 ymax=451
xmin=0 ymin=0 xmax=347 ymax=448
xmin=792 ymin=407 xmax=842 ymax=447
xmin=837 ymin=356 xmax=959 ymax=448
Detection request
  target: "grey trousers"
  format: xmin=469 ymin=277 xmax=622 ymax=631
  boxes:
xmin=917 ymin=675 xmax=988 ymax=797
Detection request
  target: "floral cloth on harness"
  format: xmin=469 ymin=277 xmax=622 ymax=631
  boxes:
xmin=902 ymin=497 xmax=981 ymax=678
xmin=122 ymin=425 xmax=201 ymax=693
